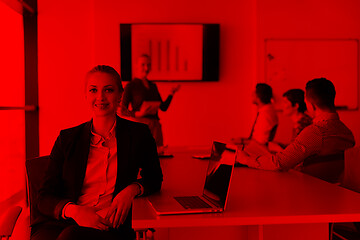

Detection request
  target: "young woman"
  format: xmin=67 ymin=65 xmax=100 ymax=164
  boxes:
xmin=282 ymin=89 xmax=312 ymax=141
xmin=120 ymin=54 xmax=180 ymax=152
xmin=32 ymin=65 xmax=163 ymax=240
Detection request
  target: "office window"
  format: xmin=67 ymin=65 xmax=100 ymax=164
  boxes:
xmin=0 ymin=1 xmax=26 ymax=201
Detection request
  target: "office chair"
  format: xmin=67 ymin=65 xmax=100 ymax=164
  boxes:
xmin=342 ymin=147 xmax=360 ymax=192
xmin=330 ymin=147 xmax=360 ymax=240
xmin=0 ymin=206 xmax=22 ymax=240
xmin=25 ymin=156 xmax=51 ymax=227
xmin=301 ymin=152 xmax=345 ymax=184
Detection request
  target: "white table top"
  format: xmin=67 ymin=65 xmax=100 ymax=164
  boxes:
xmin=133 ymin=148 xmax=360 ymax=228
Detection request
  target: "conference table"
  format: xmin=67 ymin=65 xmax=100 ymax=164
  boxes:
xmin=132 ymin=147 xmax=360 ymax=240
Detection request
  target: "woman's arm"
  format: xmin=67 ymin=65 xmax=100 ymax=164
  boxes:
xmin=120 ymin=84 xmax=135 ymax=117
xmin=37 ymin=132 xmax=72 ymax=220
xmin=105 ymin=123 xmax=163 ymax=228
xmin=159 ymin=85 xmax=180 ymax=112
xmin=135 ymin=124 xmax=163 ymax=195
xmin=38 ymin=129 xmax=114 ymax=230
xmin=159 ymin=95 xmax=173 ymax=111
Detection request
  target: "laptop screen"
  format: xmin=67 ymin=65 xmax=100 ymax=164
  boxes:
xmin=203 ymin=142 xmax=236 ymax=208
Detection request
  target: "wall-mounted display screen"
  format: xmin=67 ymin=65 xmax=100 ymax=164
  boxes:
xmin=120 ymin=23 xmax=219 ymax=81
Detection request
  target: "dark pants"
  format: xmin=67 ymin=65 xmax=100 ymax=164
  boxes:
xmin=31 ymin=221 xmax=134 ymax=240
xmin=135 ymin=117 xmax=163 ymax=147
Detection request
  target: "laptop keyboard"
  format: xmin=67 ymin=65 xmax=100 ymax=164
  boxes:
xmin=174 ymin=196 xmax=212 ymax=209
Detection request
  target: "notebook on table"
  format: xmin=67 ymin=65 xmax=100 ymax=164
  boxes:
xmin=148 ymin=141 xmax=237 ymax=215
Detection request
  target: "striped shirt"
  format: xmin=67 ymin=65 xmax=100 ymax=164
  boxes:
xmin=239 ymin=112 xmax=355 ymax=171
xmin=292 ymin=112 xmax=313 ymax=141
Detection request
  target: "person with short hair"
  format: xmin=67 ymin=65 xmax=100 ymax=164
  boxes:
xmin=232 ymin=83 xmax=278 ymax=145
xmin=120 ymin=54 xmax=180 ymax=152
xmin=282 ymin=89 xmax=312 ymax=141
xmin=32 ymin=65 xmax=163 ymax=240
xmin=238 ymin=78 xmax=355 ymax=178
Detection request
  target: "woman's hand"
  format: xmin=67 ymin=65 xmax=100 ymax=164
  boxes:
xmin=135 ymin=105 xmax=152 ymax=117
xmin=171 ymin=85 xmax=181 ymax=95
xmin=236 ymin=150 xmax=251 ymax=165
xmin=157 ymin=145 xmax=168 ymax=155
xmin=105 ymin=184 xmax=140 ymax=229
xmin=65 ymin=204 xmax=109 ymax=230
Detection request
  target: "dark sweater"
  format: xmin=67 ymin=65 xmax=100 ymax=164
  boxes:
xmin=121 ymin=78 xmax=173 ymax=119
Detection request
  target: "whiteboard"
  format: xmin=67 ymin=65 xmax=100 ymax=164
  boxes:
xmin=265 ymin=39 xmax=359 ymax=110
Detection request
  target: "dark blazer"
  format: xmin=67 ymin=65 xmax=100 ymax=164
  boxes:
xmin=36 ymin=116 xmax=163 ymax=235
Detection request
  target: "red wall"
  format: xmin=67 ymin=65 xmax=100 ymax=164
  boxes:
xmin=257 ymin=0 xmax=360 ymax=144
xmin=38 ymin=1 xmax=95 ymax=154
xmin=38 ymin=0 xmax=360 ymax=155
xmin=0 ymin=0 xmax=25 ymax=201
xmin=38 ymin=0 xmax=257 ymax=154
xmin=1 ymin=0 xmax=358 ymax=239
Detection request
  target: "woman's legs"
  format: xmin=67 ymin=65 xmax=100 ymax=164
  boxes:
xmin=151 ymin=120 xmax=164 ymax=147
xmin=30 ymin=221 xmax=72 ymax=240
xmin=57 ymin=225 xmax=122 ymax=240
xmin=31 ymin=221 xmax=130 ymax=240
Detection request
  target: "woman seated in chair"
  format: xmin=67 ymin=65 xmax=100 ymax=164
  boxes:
xmin=268 ymin=89 xmax=312 ymax=152
xmin=282 ymin=89 xmax=312 ymax=141
xmin=32 ymin=65 xmax=163 ymax=240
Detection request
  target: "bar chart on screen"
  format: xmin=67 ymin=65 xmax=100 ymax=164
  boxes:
xmin=131 ymin=24 xmax=204 ymax=81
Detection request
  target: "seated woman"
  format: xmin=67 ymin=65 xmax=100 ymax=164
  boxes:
xmin=32 ymin=65 xmax=163 ymax=240
xmin=282 ymin=89 xmax=312 ymax=141
xmin=267 ymin=89 xmax=312 ymax=152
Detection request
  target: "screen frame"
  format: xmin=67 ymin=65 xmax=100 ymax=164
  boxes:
xmin=120 ymin=23 xmax=220 ymax=82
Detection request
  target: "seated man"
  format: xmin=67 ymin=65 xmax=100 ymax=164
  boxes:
xmin=238 ymin=78 xmax=355 ymax=176
xmin=233 ymin=83 xmax=278 ymax=145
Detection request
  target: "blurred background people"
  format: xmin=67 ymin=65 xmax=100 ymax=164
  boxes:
xmin=268 ymin=88 xmax=313 ymax=152
xmin=232 ymin=83 xmax=278 ymax=146
xmin=120 ymin=54 xmax=180 ymax=153
xmin=282 ymin=89 xmax=312 ymax=141
xmin=237 ymin=78 xmax=355 ymax=183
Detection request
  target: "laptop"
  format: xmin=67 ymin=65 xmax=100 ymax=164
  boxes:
xmin=148 ymin=141 xmax=237 ymax=215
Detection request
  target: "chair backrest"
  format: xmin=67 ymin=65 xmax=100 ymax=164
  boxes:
xmin=25 ymin=156 xmax=51 ymax=226
xmin=0 ymin=206 xmax=22 ymax=239
xmin=343 ymin=147 xmax=360 ymax=193
xmin=302 ymin=152 xmax=345 ymax=183
xmin=268 ymin=124 xmax=278 ymax=142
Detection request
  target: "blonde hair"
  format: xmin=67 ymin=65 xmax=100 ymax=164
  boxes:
xmin=86 ymin=65 xmax=124 ymax=92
